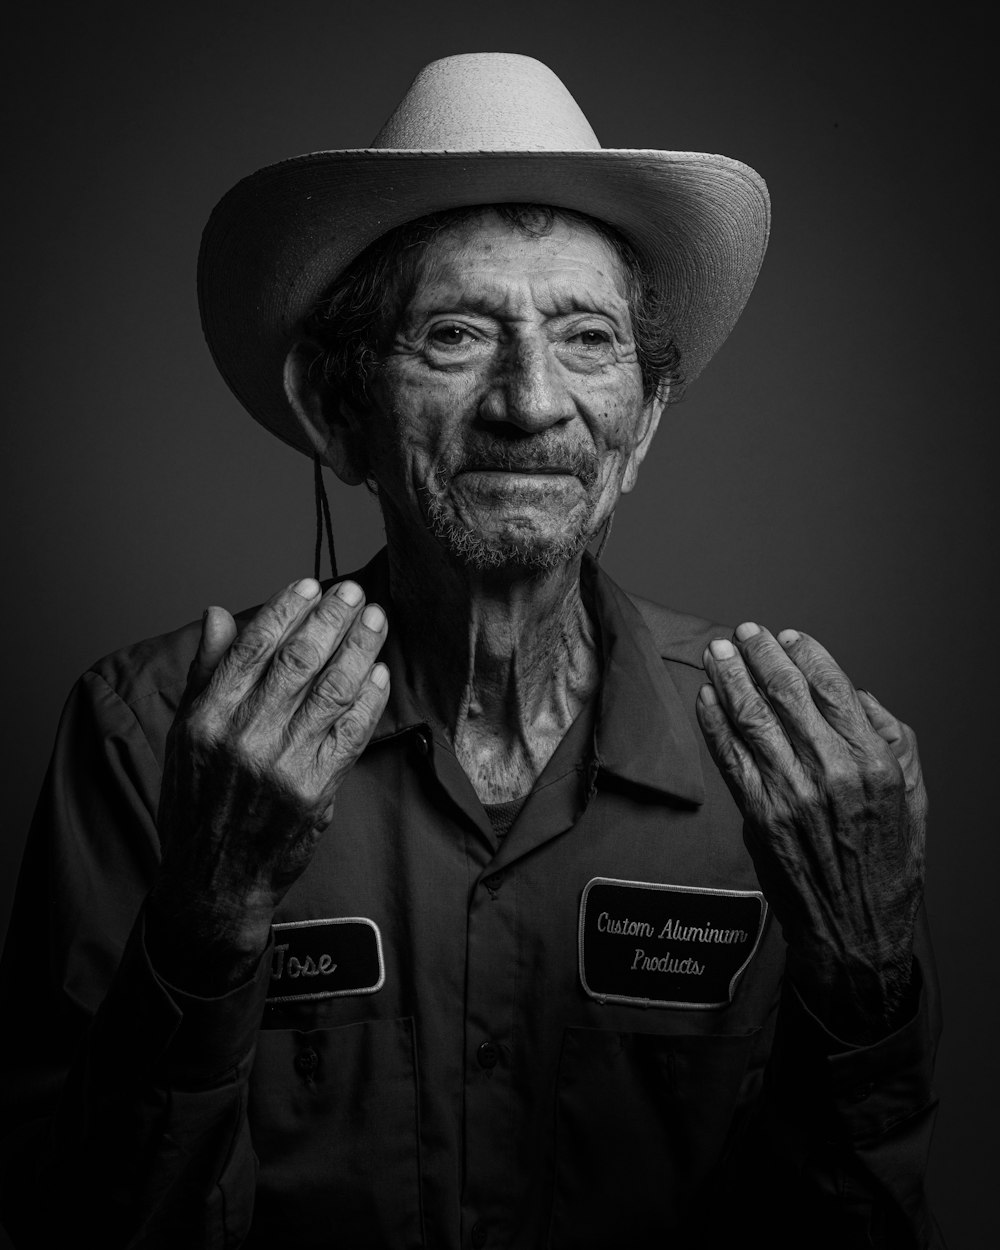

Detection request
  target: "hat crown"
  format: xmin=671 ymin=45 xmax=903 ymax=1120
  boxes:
xmin=371 ymin=52 xmax=601 ymax=152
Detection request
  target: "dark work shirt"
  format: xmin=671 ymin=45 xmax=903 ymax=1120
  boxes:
xmin=0 ymin=552 xmax=942 ymax=1248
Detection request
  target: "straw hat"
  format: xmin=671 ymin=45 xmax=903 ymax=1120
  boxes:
xmin=198 ymin=52 xmax=771 ymax=457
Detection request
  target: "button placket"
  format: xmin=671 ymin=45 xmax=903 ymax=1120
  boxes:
xmin=463 ymin=857 xmax=517 ymax=1237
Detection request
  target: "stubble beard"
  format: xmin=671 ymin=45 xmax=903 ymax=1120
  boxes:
xmin=421 ymin=439 xmax=605 ymax=576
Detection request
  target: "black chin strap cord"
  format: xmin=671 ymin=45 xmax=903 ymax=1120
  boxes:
xmin=313 ymin=454 xmax=338 ymax=583
xmin=595 ymin=510 xmax=615 ymax=562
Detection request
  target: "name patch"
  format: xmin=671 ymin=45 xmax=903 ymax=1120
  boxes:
xmin=267 ymin=917 xmax=385 ymax=1004
xmin=579 ymin=878 xmax=767 ymax=1009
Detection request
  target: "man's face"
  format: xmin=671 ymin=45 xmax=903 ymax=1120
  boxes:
xmin=360 ymin=210 xmax=661 ymax=573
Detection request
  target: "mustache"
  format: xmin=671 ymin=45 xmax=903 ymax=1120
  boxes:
xmin=445 ymin=437 xmax=600 ymax=487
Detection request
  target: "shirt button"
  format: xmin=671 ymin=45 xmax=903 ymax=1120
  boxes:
xmin=294 ymin=1047 xmax=320 ymax=1078
xmin=477 ymin=1041 xmax=500 ymax=1070
xmin=845 ymin=1081 xmax=874 ymax=1103
xmin=414 ymin=729 xmax=431 ymax=755
xmin=483 ymin=873 xmax=504 ymax=892
xmin=471 ymin=1220 xmax=488 ymax=1248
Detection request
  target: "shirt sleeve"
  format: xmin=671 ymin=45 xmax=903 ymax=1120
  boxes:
xmin=0 ymin=670 xmax=267 ymax=1248
xmin=714 ymin=906 xmax=945 ymax=1249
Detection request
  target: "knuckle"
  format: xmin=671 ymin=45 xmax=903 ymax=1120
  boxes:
xmin=330 ymin=709 xmax=369 ymax=755
xmin=228 ymin=731 xmax=264 ymax=771
xmin=731 ymin=689 xmax=772 ymax=733
xmin=764 ymin=666 xmax=808 ymax=705
xmin=227 ymin=630 xmax=271 ymax=668
xmin=312 ymin=595 xmax=353 ymax=631
xmin=813 ymin=669 xmax=854 ymax=705
xmin=864 ymin=751 xmax=903 ymax=790
xmin=822 ymin=755 xmax=860 ymax=791
xmin=184 ymin=705 xmax=221 ymax=745
xmin=273 ymin=637 xmax=322 ymax=678
xmin=313 ymin=665 xmax=355 ymax=709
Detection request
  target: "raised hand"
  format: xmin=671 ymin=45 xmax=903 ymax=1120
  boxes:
xmin=148 ymin=577 xmax=389 ymax=991
xmin=695 ymin=623 xmax=925 ymax=1042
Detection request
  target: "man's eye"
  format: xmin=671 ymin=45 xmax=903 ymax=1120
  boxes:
xmin=570 ymin=329 xmax=612 ymax=347
xmin=428 ymin=325 xmax=472 ymax=347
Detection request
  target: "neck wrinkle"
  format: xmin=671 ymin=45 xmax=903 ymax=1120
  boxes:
xmin=385 ymin=538 xmax=600 ymax=791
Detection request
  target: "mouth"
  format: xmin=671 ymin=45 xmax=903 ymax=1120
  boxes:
xmin=455 ymin=468 xmax=582 ymax=491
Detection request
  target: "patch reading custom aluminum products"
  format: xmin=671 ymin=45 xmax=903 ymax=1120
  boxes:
xmin=267 ymin=917 xmax=385 ymax=1004
xmin=579 ymin=878 xmax=767 ymax=1009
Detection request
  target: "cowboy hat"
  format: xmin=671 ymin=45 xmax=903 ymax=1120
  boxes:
xmin=197 ymin=52 xmax=771 ymax=457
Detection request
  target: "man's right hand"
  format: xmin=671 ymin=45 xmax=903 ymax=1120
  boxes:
xmin=147 ymin=577 xmax=390 ymax=992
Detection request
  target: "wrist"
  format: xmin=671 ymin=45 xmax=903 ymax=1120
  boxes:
xmin=145 ymin=889 xmax=272 ymax=996
xmin=786 ymin=943 xmax=916 ymax=1046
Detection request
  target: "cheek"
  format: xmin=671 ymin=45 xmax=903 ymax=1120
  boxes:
xmin=368 ymin=375 xmax=472 ymax=490
xmin=592 ymin=393 xmax=645 ymax=466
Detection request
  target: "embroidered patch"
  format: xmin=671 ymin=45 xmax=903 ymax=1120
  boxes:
xmin=267 ymin=917 xmax=385 ymax=1004
xmin=579 ymin=877 xmax=767 ymax=1009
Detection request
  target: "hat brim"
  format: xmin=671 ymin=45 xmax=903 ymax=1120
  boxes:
xmin=197 ymin=148 xmax=770 ymax=457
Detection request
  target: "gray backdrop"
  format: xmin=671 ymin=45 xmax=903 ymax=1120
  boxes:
xmin=3 ymin=2 xmax=995 ymax=1246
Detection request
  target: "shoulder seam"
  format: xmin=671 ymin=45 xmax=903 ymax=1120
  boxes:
xmin=79 ymin=669 xmax=164 ymax=781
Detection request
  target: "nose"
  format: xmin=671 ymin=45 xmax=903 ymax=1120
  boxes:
xmin=480 ymin=336 xmax=576 ymax=432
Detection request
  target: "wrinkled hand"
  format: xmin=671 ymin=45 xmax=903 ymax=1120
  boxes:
xmin=695 ymin=623 xmax=926 ymax=1042
xmin=149 ymin=577 xmax=390 ymax=989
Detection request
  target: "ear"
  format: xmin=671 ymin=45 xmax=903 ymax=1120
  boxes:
xmin=283 ymin=340 xmax=370 ymax=486
xmin=620 ymin=386 xmax=668 ymax=495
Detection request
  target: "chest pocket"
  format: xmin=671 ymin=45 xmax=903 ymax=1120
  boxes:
xmin=548 ymin=1025 xmax=761 ymax=1248
xmin=246 ymin=1016 xmax=424 ymax=1249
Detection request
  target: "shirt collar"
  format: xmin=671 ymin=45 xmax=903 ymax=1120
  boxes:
xmin=585 ymin=557 xmax=705 ymax=806
xmin=351 ymin=547 xmax=705 ymax=806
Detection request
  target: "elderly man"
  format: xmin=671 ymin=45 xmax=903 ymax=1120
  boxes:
xmin=0 ymin=53 xmax=940 ymax=1249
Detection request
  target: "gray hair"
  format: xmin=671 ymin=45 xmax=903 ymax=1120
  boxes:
xmin=304 ymin=203 xmax=682 ymax=410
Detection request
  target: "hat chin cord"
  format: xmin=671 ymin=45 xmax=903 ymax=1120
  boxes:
xmin=313 ymin=454 xmax=338 ymax=583
xmin=594 ymin=510 xmax=615 ymax=562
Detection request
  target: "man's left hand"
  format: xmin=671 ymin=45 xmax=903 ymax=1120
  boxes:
xmin=695 ymin=623 xmax=926 ymax=1044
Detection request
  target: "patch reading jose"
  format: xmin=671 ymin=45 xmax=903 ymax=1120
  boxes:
xmin=579 ymin=878 xmax=767 ymax=1009
xmin=268 ymin=917 xmax=385 ymax=1004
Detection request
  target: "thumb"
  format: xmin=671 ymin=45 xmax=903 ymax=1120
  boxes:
xmin=183 ymin=605 xmax=237 ymax=708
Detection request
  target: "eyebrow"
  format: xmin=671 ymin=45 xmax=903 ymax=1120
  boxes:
xmin=404 ymin=283 xmax=631 ymax=327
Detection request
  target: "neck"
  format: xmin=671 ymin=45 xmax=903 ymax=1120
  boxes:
xmin=386 ymin=534 xmax=600 ymax=804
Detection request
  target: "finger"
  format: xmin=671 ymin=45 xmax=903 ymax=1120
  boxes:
xmin=256 ymin=580 xmax=370 ymax=715
xmin=694 ymin=682 xmax=768 ymax=819
xmin=701 ymin=636 xmax=798 ymax=775
xmin=182 ymin=606 xmax=237 ymax=712
xmin=207 ymin=577 xmax=324 ymax=711
xmin=732 ymin=622 xmax=837 ymax=765
xmin=857 ymin=689 xmax=907 ymax=757
xmin=319 ymin=660 xmax=392 ymax=779
xmin=857 ymin=690 xmax=926 ymax=805
xmin=775 ymin=629 xmax=875 ymax=747
xmin=293 ymin=600 xmax=389 ymax=735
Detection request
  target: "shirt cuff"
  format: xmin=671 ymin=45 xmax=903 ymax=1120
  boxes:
xmin=91 ymin=907 xmax=272 ymax=1088
xmin=784 ymin=961 xmax=937 ymax=1140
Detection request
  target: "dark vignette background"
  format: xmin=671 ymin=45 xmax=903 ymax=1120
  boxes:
xmin=2 ymin=2 xmax=995 ymax=1245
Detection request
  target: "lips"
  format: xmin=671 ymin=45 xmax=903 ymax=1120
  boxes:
xmin=460 ymin=465 xmax=576 ymax=475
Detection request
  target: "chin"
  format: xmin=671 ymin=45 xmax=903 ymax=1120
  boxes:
xmin=426 ymin=503 xmax=592 ymax=576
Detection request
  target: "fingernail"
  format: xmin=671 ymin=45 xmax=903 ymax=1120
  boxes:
xmin=699 ymin=683 xmax=718 ymax=706
xmin=858 ymin=688 xmax=878 ymax=702
xmin=335 ymin=581 xmax=363 ymax=606
xmin=735 ymin=622 xmax=760 ymax=642
xmin=709 ymin=638 xmax=736 ymax=660
xmin=361 ymin=604 xmax=385 ymax=631
xmin=371 ymin=663 xmax=390 ymax=689
xmin=292 ymin=578 xmax=321 ymax=599
xmin=777 ymin=629 xmax=800 ymax=646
